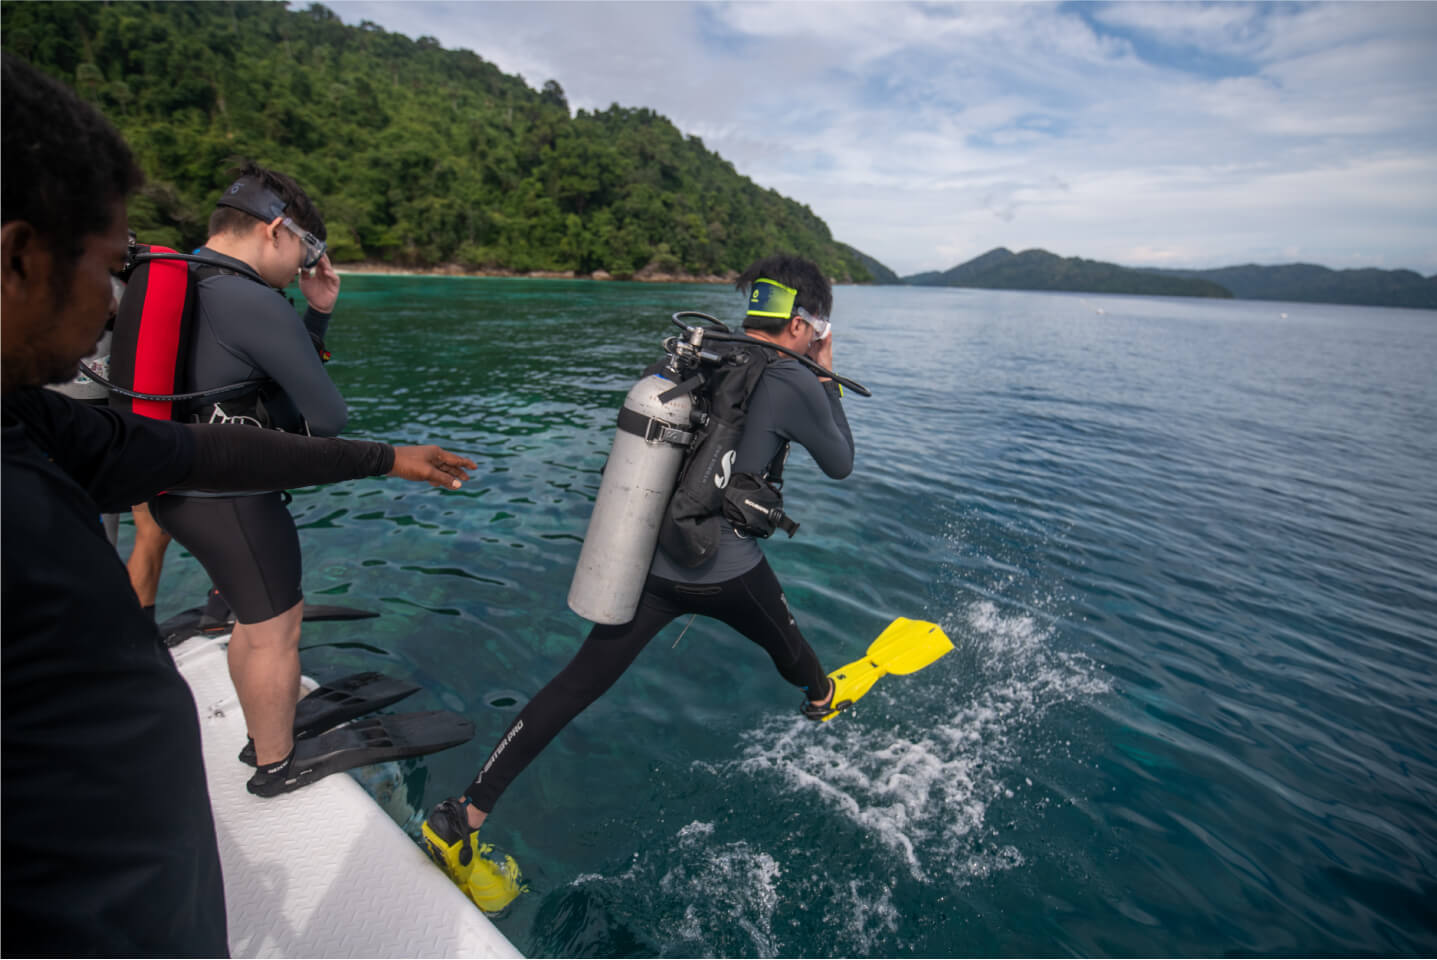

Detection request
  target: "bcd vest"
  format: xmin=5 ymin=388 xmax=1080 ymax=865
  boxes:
xmin=657 ymin=341 xmax=797 ymax=567
xmin=105 ymin=244 xmax=325 ymax=428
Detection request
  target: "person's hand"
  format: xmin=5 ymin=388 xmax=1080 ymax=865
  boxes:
xmin=388 ymin=445 xmax=478 ymax=489
xmin=298 ymin=254 xmax=341 ymax=314
xmin=806 ymin=332 xmax=834 ymax=379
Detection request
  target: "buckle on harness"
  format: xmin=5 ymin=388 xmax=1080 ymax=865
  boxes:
xmin=617 ymin=406 xmax=693 ymax=447
xmin=645 ymin=418 xmax=691 ymax=446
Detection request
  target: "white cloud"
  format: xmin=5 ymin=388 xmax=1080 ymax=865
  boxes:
xmin=326 ymin=1 xmax=1437 ymax=276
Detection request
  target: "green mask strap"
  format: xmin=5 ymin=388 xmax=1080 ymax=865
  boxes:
xmin=746 ymin=278 xmax=798 ymax=321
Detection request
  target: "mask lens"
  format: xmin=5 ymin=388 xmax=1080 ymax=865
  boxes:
xmin=282 ymin=217 xmax=327 ymax=269
xmin=797 ymin=307 xmax=830 ymax=340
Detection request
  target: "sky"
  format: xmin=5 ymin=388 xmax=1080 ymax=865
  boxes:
xmin=326 ymin=1 xmax=1437 ymax=277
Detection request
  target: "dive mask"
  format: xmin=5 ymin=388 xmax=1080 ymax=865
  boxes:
xmin=281 ymin=216 xmax=327 ymax=269
xmin=217 ymin=177 xmax=326 ymax=269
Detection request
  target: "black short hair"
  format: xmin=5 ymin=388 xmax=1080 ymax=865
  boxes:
xmin=1 ymin=54 xmax=143 ymax=273
xmin=735 ymin=253 xmax=833 ymax=331
xmin=208 ymin=163 xmax=326 ymax=241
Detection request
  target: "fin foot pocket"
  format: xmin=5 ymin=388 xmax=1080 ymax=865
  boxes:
xmin=422 ymin=797 xmax=479 ymax=884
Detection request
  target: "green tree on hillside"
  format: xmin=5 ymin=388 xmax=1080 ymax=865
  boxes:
xmin=2 ymin=0 xmax=878 ymax=281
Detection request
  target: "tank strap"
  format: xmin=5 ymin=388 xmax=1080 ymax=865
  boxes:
xmin=616 ymin=406 xmax=693 ymax=447
xmin=657 ymin=374 xmax=705 ymax=404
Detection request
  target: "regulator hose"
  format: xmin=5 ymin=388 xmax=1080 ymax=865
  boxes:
xmin=670 ymin=312 xmax=872 ymax=397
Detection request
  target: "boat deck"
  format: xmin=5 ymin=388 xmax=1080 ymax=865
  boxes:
xmin=171 ymin=635 xmax=520 ymax=958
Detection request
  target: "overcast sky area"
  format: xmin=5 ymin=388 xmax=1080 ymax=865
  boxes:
xmin=327 ymin=1 xmax=1437 ymax=277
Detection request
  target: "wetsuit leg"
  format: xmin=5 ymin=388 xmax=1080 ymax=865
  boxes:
xmin=464 ymin=579 xmax=682 ymax=814
xmin=699 ymin=558 xmax=829 ymax=700
xmin=152 ymin=492 xmax=302 ymax=623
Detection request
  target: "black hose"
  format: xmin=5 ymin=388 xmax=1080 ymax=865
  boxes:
xmin=78 ymin=363 xmax=266 ymax=403
xmin=670 ymin=312 xmax=872 ymax=397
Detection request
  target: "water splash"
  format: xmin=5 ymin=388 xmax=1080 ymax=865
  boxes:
xmin=726 ymin=599 xmax=1109 ymax=886
xmin=570 ymin=820 xmax=786 ymax=957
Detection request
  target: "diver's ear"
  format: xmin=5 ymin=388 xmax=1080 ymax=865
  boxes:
xmin=265 ymin=216 xmax=285 ymax=246
xmin=1 ymin=220 xmax=50 ymax=302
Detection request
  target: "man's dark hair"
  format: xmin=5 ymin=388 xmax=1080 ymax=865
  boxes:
xmin=736 ymin=253 xmax=833 ymax=331
xmin=208 ymin=162 xmax=327 ymax=241
xmin=1 ymin=54 xmax=143 ymax=274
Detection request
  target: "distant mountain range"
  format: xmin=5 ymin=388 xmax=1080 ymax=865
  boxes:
xmin=1140 ymin=263 xmax=1437 ymax=309
xmin=897 ymin=247 xmax=1437 ymax=310
xmin=904 ymin=248 xmax=1231 ymax=298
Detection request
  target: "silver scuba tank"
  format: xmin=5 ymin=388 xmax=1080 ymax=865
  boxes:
xmin=567 ymin=371 xmax=694 ymax=624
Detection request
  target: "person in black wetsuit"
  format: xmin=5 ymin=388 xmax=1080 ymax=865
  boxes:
xmin=146 ymin=163 xmax=351 ymax=795
xmin=422 ymin=253 xmax=855 ymax=887
xmin=0 ymin=53 xmax=476 ymax=955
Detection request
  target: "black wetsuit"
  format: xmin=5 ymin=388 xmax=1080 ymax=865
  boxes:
xmin=152 ymin=248 xmax=346 ymax=624
xmin=1 ymin=388 xmax=394 ymax=955
xmin=465 ymin=358 xmax=854 ymax=814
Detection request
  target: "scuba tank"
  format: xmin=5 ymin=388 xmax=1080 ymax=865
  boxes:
xmin=567 ymin=315 xmax=871 ymax=626
xmin=567 ymin=335 xmax=699 ymax=624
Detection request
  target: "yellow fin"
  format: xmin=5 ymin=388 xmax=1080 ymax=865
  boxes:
xmin=465 ymin=842 xmax=527 ymax=914
xmin=821 ymin=618 xmax=953 ymax=722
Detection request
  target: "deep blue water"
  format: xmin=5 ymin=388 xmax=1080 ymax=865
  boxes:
xmin=133 ymin=279 xmax=1437 ymax=956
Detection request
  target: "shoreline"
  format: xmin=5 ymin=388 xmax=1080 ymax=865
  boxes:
xmin=333 ymin=261 xmax=739 ymax=285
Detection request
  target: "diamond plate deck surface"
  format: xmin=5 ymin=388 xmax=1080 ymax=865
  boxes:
xmin=172 ymin=635 xmax=521 ymax=959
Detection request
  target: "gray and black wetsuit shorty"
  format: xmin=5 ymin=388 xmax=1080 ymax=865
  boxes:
xmin=152 ymin=248 xmax=347 ymax=623
xmin=464 ymin=356 xmax=855 ymax=814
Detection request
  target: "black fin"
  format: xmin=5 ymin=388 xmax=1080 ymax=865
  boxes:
xmin=160 ymin=602 xmax=380 ymax=647
xmin=249 ymin=711 xmax=475 ymax=797
xmin=238 ymin=671 xmax=422 ymax=766
xmin=293 ymin=671 xmax=422 ymax=739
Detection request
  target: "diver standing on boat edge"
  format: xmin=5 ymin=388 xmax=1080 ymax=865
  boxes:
xmin=422 ymin=254 xmax=857 ymax=909
xmin=139 ymin=165 xmax=350 ymax=797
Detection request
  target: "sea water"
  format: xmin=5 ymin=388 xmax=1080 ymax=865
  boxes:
xmin=135 ymin=278 xmax=1437 ymax=956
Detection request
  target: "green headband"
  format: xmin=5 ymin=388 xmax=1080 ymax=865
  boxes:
xmin=746 ymin=278 xmax=798 ymax=320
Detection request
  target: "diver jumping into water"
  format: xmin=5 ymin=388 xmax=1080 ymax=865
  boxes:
xmin=423 ymin=253 xmax=856 ymax=908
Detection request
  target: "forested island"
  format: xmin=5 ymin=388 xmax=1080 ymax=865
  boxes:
xmin=904 ymin=248 xmax=1232 ymax=299
xmin=1 ymin=1 xmax=883 ymax=282
xmin=906 ymin=248 xmax=1437 ymax=310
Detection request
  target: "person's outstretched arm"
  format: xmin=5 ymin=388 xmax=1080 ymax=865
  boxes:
xmin=7 ymin=388 xmax=474 ymax=512
xmin=180 ymin=424 xmax=473 ymax=493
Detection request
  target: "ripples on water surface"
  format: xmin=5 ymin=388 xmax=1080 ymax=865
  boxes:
xmin=137 ymin=278 xmax=1437 ymax=956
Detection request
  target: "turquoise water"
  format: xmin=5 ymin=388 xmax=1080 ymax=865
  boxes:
xmin=137 ymin=278 xmax=1437 ymax=956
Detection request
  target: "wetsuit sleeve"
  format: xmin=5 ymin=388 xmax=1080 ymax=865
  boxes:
xmin=773 ymin=364 xmax=855 ymax=479
xmin=5 ymin=388 xmax=196 ymax=512
xmin=179 ymin=425 xmax=394 ymax=492
xmin=207 ymin=276 xmax=348 ymax=437
xmin=303 ymin=306 xmax=331 ymax=340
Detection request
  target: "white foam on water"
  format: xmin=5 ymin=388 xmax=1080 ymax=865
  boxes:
xmin=824 ymin=878 xmax=901 ymax=955
xmin=724 ymin=599 xmax=1109 ymax=886
xmin=570 ymin=820 xmax=786 ymax=957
